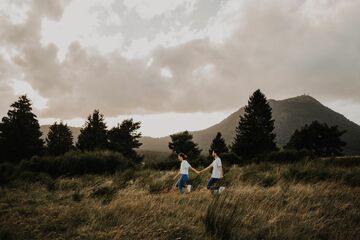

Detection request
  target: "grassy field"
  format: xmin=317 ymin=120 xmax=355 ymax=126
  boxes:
xmin=1 ymin=157 xmax=360 ymax=240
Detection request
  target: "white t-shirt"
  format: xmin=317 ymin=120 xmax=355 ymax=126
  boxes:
xmin=180 ymin=160 xmax=191 ymax=174
xmin=211 ymin=157 xmax=222 ymax=178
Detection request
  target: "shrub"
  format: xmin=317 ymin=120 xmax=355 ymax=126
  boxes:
xmin=0 ymin=162 xmax=17 ymax=185
xmin=222 ymin=152 xmax=242 ymax=165
xmin=266 ymin=149 xmax=311 ymax=163
xmin=19 ymin=151 xmax=133 ymax=177
xmin=16 ymin=171 xmax=52 ymax=184
xmin=0 ymin=229 xmax=16 ymax=240
xmin=145 ymin=157 xmax=177 ymax=170
xmin=321 ymin=156 xmax=360 ymax=168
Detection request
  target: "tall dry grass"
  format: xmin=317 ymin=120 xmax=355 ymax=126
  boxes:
xmin=1 ymin=157 xmax=360 ymax=239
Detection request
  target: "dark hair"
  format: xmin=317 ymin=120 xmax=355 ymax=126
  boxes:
xmin=178 ymin=153 xmax=188 ymax=160
xmin=212 ymin=149 xmax=221 ymax=156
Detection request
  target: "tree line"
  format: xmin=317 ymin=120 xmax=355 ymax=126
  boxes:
xmin=0 ymin=90 xmax=347 ymax=166
xmin=0 ymin=95 xmax=142 ymax=164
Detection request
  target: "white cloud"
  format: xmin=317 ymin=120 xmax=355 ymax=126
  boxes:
xmin=123 ymin=0 xmax=199 ymax=19
xmin=41 ymin=0 xmax=123 ymax=61
xmin=160 ymin=67 xmax=173 ymax=79
xmin=204 ymin=0 xmax=245 ymax=44
xmin=9 ymin=79 xmax=48 ymax=110
xmin=123 ymin=25 xmax=204 ymax=59
xmin=0 ymin=1 xmax=31 ymax=25
xmin=192 ymin=63 xmax=215 ymax=80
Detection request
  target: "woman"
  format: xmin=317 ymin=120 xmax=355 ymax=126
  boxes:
xmin=173 ymin=153 xmax=199 ymax=193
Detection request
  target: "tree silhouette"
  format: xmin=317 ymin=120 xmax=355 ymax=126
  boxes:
xmin=209 ymin=132 xmax=229 ymax=155
xmin=76 ymin=110 xmax=108 ymax=151
xmin=46 ymin=122 xmax=73 ymax=156
xmin=285 ymin=121 xmax=346 ymax=156
xmin=231 ymin=89 xmax=277 ymax=160
xmin=168 ymin=131 xmax=202 ymax=160
xmin=108 ymin=119 xmax=143 ymax=164
xmin=0 ymin=95 xmax=44 ymax=163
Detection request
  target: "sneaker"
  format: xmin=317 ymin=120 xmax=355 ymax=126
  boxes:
xmin=186 ymin=185 xmax=192 ymax=193
xmin=218 ymin=186 xmax=225 ymax=194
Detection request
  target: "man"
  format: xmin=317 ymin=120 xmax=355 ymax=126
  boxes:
xmin=200 ymin=149 xmax=225 ymax=193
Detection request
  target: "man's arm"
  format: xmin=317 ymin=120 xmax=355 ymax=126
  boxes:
xmin=200 ymin=164 xmax=213 ymax=174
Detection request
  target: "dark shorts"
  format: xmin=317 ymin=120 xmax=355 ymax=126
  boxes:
xmin=207 ymin=177 xmax=220 ymax=190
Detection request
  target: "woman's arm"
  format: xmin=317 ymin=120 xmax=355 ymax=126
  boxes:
xmin=190 ymin=166 xmax=200 ymax=174
xmin=173 ymin=171 xmax=180 ymax=180
xmin=220 ymin=166 xmax=224 ymax=179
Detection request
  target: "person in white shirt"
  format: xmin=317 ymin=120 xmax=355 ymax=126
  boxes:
xmin=200 ymin=149 xmax=225 ymax=193
xmin=173 ymin=153 xmax=200 ymax=193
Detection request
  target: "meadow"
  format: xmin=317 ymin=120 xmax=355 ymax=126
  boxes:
xmin=0 ymin=156 xmax=360 ymax=240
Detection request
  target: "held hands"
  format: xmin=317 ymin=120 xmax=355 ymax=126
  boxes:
xmin=195 ymin=169 xmax=204 ymax=175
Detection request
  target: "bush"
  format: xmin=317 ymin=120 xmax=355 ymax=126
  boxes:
xmin=266 ymin=150 xmax=311 ymax=163
xmin=0 ymin=162 xmax=17 ymax=185
xmin=321 ymin=156 xmax=360 ymax=168
xmin=0 ymin=229 xmax=16 ymax=240
xmin=16 ymin=171 xmax=53 ymax=184
xmin=19 ymin=151 xmax=133 ymax=177
xmin=221 ymin=152 xmax=242 ymax=165
xmin=145 ymin=157 xmax=177 ymax=170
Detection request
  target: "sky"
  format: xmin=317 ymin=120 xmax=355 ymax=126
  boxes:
xmin=0 ymin=0 xmax=360 ymax=137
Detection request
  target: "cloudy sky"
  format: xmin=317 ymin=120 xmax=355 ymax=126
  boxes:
xmin=1 ymin=0 xmax=359 ymax=137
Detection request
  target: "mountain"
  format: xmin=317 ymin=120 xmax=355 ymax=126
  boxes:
xmin=140 ymin=95 xmax=360 ymax=155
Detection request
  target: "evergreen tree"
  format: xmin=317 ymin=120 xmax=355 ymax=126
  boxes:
xmin=76 ymin=110 xmax=108 ymax=151
xmin=46 ymin=122 xmax=73 ymax=156
xmin=0 ymin=95 xmax=44 ymax=163
xmin=231 ymin=89 xmax=277 ymax=159
xmin=285 ymin=121 xmax=346 ymax=156
xmin=168 ymin=131 xmax=202 ymax=159
xmin=108 ymin=119 xmax=143 ymax=164
xmin=209 ymin=132 xmax=229 ymax=155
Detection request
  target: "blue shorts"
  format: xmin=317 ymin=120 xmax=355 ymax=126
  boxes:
xmin=207 ymin=178 xmax=220 ymax=190
xmin=176 ymin=174 xmax=189 ymax=193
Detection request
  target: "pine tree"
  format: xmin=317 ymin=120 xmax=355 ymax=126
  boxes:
xmin=231 ymin=89 xmax=277 ymax=160
xmin=108 ymin=119 xmax=143 ymax=164
xmin=0 ymin=95 xmax=44 ymax=163
xmin=285 ymin=121 xmax=346 ymax=156
xmin=76 ymin=110 xmax=108 ymax=151
xmin=209 ymin=132 xmax=229 ymax=155
xmin=46 ymin=122 xmax=73 ymax=156
xmin=168 ymin=131 xmax=202 ymax=160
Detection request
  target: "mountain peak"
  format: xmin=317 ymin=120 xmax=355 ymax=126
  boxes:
xmin=279 ymin=95 xmax=322 ymax=105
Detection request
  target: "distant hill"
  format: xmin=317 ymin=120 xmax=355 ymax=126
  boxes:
xmin=140 ymin=95 xmax=360 ymax=155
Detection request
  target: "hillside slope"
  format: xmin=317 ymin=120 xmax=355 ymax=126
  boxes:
xmin=140 ymin=95 xmax=360 ymax=154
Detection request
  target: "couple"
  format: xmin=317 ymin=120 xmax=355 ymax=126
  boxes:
xmin=173 ymin=149 xmax=225 ymax=194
